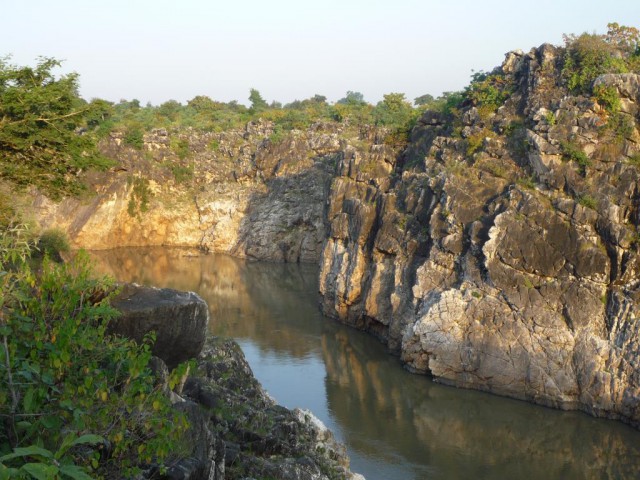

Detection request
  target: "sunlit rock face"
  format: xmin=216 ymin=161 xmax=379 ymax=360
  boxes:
xmin=34 ymin=120 xmax=344 ymax=262
xmin=319 ymin=46 xmax=640 ymax=427
xmin=33 ymin=175 xmax=203 ymax=249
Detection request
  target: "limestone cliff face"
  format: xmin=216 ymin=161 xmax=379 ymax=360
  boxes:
xmin=319 ymin=45 xmax=640 ymax=426
xmin=35 ymin=121 xmax=351 ymax=261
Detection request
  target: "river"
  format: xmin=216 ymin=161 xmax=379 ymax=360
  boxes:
xmin=89 ymin=247 xmax=640 ymax=480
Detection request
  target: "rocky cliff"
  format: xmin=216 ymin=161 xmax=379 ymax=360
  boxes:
xmin=319 ymin=44 xmax=640 ymax=426
xmin=34 ymin=121 xmax=398 ymax=263
xmin=29 ymin=40 xmax=640 ymax=427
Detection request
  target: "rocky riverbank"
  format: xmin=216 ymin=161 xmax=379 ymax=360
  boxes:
xmin=319 ymin=46 xmax=640 ymax=426
xmin=181 ymin=338 xmax=360 ymax=480
xmin=109 ymin=283 xmax=361 ymax=480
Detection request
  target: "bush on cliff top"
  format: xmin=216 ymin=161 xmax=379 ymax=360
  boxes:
xmin=0 ymin=226 xmax=189 ymax=479
xmin=562 ymin=23 xmax=640 ymax=94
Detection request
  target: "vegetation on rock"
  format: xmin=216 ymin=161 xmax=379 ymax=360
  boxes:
xmin=561 ymin=23 xmax=640 ymax=94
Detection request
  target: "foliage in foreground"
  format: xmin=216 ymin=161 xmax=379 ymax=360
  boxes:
xmin=0 ymin=226 xmax=189 ymax=479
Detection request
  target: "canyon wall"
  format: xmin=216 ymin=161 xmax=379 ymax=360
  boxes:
xmin=32 ymin=44 xmax=640 ymax=426
xmin=319 ymin=45 xmax=640 ymax=426
xmin=34 ymin=120 xmax=364 ymax=262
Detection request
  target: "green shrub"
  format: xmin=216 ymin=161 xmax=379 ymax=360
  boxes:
xmin=36 ymin=229 xmax=70 ymax=261
xmin=268 ymin=125 xmax=288 ymax=145
xmin=466 ymin=71 xmax=513 ymax=115
xmin=208 ymin=139 xmax=220 ymax=152
xmin=427 ymin=91 xmax=465 ymax=116
xmin=544 ymin=111 xmax=556 ymax=126
xmin=561 ymin=25 xmax=639 ymax=94
xmin=561 ymin=141 xmax=591 ymax=175
xmin=578 ymin=193 xmax=598 ymax=210
xmin=171 ymin=163 xmax=194 ymax=184
xmin=593 ymin=84 xmax=621 ymax=113
xmin=516 ymin=175 xmax=537 ymax=190
xmin=628 ymin=153 xmax=640 ymax=167
xmin=466 ymin=128 xmax=494 ymax=156
xmin=170 ymin=138 xmax=191 ymax=160
xmin=123 ymin=125 xmax=145 ymax=149
xmin=127 ymin=176 xmax=152 ymax=219
xmin=0 ymin=227 xmax=189 ymax=477
xmin=562 ymin=34 xmax=627 ymax=93
xmin=606 ymin=112 xmax=634 ymax=142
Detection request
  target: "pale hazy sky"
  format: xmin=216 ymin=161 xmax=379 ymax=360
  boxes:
xmin=2 ymin=1 xmax=639 ymax=106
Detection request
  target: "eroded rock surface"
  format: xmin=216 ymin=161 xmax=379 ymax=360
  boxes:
xmin=319 ymin=47 xmax=640 ymax=426
xmin=182 ymin=338 xmax=361 ymax=480
xmin=34 ymin=121 xmax=349 ymax=262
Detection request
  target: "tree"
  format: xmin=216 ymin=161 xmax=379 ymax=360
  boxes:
xmin=249 ymin=88 xmax=268 ymax=112
xmin=157 ymin=99 xmax=182 ymax=121
xmin=373 ymin=92 xmax=414 ymax=128
xmin=414 ymin=94 xmax=434 ymax=106
xmin=0 ymin=57 xmax=110 ymax=198
xmin=337 ymin=91 xmax=366 ymax=105
xmin=605 ymin=22 xmax=640 ymax=52
xmin=187 ymin=95 xmax=219 ymax=112
xmin=84 ymin=98 xmax=115 ymax=128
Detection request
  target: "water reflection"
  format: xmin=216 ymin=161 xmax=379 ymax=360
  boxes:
xmin=90 ymin=248 xmax=640 ymax=480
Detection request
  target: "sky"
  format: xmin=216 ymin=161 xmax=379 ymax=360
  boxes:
xmin=2 ymin=0 xmax=639 ymax=106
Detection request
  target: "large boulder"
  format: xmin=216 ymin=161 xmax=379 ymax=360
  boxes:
xmin=110 ymin=283 xmax=209 ymax=369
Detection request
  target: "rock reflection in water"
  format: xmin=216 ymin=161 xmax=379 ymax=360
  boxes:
xmin=89 ymin=247 xmax=640 ymax=480
xmin=90 ymin=247 xmax=322 ymax=358
xmin=324 ymin=327 xmax=640 ymax=479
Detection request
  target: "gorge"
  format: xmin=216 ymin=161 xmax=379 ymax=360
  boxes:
xmin=89 ymin=247 xmax=640 ymax=479
xmin=3 ymin=27 xmax=640 ymax=479
xmin=33 ymin=42 xmax=640 ymax=428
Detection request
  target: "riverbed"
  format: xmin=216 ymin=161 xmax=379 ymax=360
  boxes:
xmin=89 ymin=247 xmax=640 ymax=480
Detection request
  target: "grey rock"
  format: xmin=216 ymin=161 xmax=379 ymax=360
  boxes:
xmin=110 ymin=283 xmax=209 ymax=369
xmin=319 ymin=44 xmax=640 ymax=429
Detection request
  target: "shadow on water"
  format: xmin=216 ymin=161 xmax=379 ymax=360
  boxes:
xmin=90 ymin=247 xmax=640 ymax=480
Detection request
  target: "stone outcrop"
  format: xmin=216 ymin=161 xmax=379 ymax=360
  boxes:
xmin=319 ymin=46 xmax=640 ymax=427
xmin=109 ymin=283 xmax=209 ymax=369
xmin=110 ymin=287 xmax=361 ymax=479
xmin=181 ymin=338 xmax=362 ymax=480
